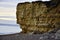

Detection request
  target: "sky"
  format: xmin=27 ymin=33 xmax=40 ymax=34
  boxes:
xmin=0 ymin=0 xmax=18 ymax=21
xmin=0 ymin=0 xmax=37 ymax=22
xmin=0 ymin=0 xmax=50 ymax=21
xmin=0 ymin=0 xmax=50 ymax=35
xmin=0 ymin=0 xmax=22 ymax=35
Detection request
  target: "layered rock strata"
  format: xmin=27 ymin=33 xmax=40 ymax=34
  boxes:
xmin=16 ymin=1 xmax=60 ymax=34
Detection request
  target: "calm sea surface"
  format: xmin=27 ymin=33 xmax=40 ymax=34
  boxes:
xmin=0 ymin=20 xmax=22 ymax=35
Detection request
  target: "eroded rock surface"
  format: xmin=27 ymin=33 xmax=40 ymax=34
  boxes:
xmin=16 ymin=0 xmax=60 ymax=34
xmin=0 ymin=30 xmax=60 ymax=40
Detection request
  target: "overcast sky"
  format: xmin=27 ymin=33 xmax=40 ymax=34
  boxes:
xmin=0 ymin=0 xmax=50 ymax=21
xmin=0 ymin=0 xmax=22 ymax=34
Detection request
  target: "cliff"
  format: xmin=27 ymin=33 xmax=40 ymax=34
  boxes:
xmin=16 ymin=0 xmax=60 ymax=34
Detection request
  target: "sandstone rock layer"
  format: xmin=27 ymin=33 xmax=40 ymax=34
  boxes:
xmin=16 ymin=1 xmax=60 ymax=34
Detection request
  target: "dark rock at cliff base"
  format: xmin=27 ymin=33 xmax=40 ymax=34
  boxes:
xmin=0 ymin=30 xmax=60 ymax=40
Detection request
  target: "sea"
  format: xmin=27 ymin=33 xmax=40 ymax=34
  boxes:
xmin=0 ymin=19 xmax=22 ymax=35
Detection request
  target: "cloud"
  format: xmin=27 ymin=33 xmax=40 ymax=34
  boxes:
xmin=0 ymin=0 xmax=51 ymax=8
xmin=0 ymin=23 xmax=19 ymax=26
xmin=0 ymin=2 xmax=17 ymax=8
xmin=0 ymin=0 xmax=51 ymax=3
xmin=0 ymin=0 xmax=19 ymax=3
xmin=0 ymin=2 xmax=16 ymax=21
xmin=40 ymin=0 xmax=50 ymax=1
xmin=0 ymin=16 xmax=15 ymax=18
xmin=0 ymin=19 xmax=16 ymax=24
xmin=0 ymin=7 xmax=16 ymax=16
xmin=0 ymin=18 xmax=16 ymax=21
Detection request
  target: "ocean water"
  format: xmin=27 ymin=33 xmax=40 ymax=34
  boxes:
xmin=0 ymin=20 xmax=22 ymax=35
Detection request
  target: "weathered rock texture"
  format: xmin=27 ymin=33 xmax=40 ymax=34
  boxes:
xmin=0 ymin=33 xmax=60 ymax=40
xmin=0 ymin=30 xmax=60 ymax=40
xmin=16 ymin=0 xmax=60 ymax=34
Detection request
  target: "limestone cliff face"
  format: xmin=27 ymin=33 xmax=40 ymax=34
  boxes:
xmin=16 ymin=1 xmax=60 ymax=34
